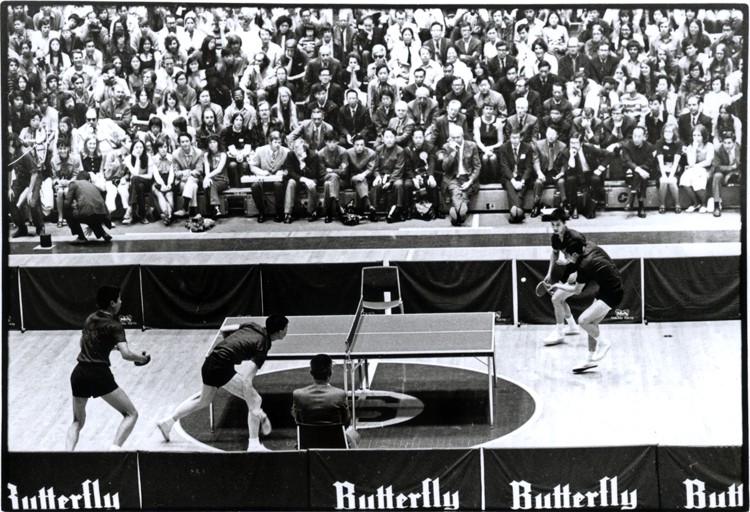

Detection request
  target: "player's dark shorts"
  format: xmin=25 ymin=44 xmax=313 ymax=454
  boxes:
xmin=201 ymin=354 xmax=236 ymax=388
xmin=70 ymin=362 xmax=118 ymax=398
xmin=596 ymin=288 xmax=625 ymax=310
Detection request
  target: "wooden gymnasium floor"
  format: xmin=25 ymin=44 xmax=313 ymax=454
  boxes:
xmin=5 ymin=209 xmax=744 ymax=452
xmin=6 ymin=321 xmax=742 ymax=451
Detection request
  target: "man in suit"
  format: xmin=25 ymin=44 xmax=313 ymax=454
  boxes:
xmin=504 ymin=97 xmax=539 ymax=144
xmin=499 ymin=128 xmax=541 ymax=223
xmin=408 ymin=87 xmax=439 ymax=133
xmin=406 ymin=127 xmax=442 ymax=218
xmin=543 ymin=83 xmax=574 ymax=123
xmin=317 ymin=129 xmax=350 ymax=223
xmin=287 ymin=108 xmax=334 ymax=151
xmin=250 ymin=130 xmax=295 ymax=224
xmin=428 ymin=99 xmax=470 ymax=150
xmin=347 ymin=134 xmax=380 ymax=220
xmin=387 ymin=101 xmax=416 ymax=148
xmin=571 ymin=107 xmax=605 ymax=145
xmin=401 ymin=68 xmax=432 ymax=104
xmin=354 ymin=15 xmax=387 ymax=66
xmin=453 ymin=23 xmax=481 ymax=67
xmin=286 ymin=138 xmax=324 ymax=221
xmin=303 ymin=45 xmax=341 ymax=99
xmin=423 ymin=21 xmax=453 ymax=66
xmin=375 ymin=128 xmax=410 ymax=222
xmin=557 ymin=37 xmax=590 ymax=84
xmin=487 ymin=40 xmax=517 ymax=84
xmin=338 ymin=89 xmax=372 ymax=148
xmin=332 ymin=10 xmax=356 ymax=62
xmin=442 ymin=123 xmax=480 ymax=225
xmin=532 ymin=126 xmax=568 ymax=217
xmin=305 ymin=83 xmax=339 ymax=127
xmin=508 ymin=76 xmax=543 ymax=118
xmin=63 ymin=171 xmax=113 ymax=243
xmin=292 ymin=354 xmax=359 ymax=447
xmin=493 ymin=65 xmax=519 ymax=111
xmin=710 ymin=131 xmax=741 ymax=217
xmin=587 ymin=41 xmax=620 ymax=85
xmin=678 ymin=96 xmax=713 ymax=146
xmin=539 ymin=106 xmax=572 ymax=144
xmin=621 ymin=126 xmax=658 ymax=218
xmin=527 ymin=61 xmax=559 ymax=104
xmin=318 ymin=67 xmax=344 ymax=107
xmin=442 ymin=76 xmax=477 ymax=126
xmin=561 ymin=136 xmax=611 ymax=219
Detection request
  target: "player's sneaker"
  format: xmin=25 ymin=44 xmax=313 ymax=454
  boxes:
xmin=563 ymin=324 xmax=580 ymax=335
xmin=543 ymin=330 xmax=565 ymax=346
xmin=156 ymin=418 xmax=173 ymax=442
xmin=260 ymin=415 xmax=272 ymax=436
xmin=247 ymin=439 xmax=271 ymax=452
xmin=592 ymin=339 xmax=612 ymax=362
xmin=572 ymin=354 xmax=597 ymax=373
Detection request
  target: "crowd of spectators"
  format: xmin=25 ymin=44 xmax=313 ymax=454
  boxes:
xmin=7 ymin=5 xmax=744 ymax=238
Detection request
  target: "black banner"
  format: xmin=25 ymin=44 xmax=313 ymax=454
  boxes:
xmin=141 ymin=265 xmax=262 ymax=328
xmin=6 ymin=267 xmax=21 ymax=330
xmin=308 ymin=449 xmax=481 ymax=510
xmin=2 ymin=452 xmax=140 ymax=511
xmin=517 ymin=259 xmax=642 ymax=324
xmin=394 ymin=261 xmax=513 ymax=323
xmin=644 ymin=257 xmax=741 ymax=322
xmin=261 ymin=263 xmax=378 ymax=316
xmin=139 ymin=452 xmax=308 ymax=510
xmin=658 ymin=446 xmax=744 ymax=510
xmin=19 ymin=266 xmax=142 ymax=330
xmin=484 ymin=446 xmax=659 ymax=510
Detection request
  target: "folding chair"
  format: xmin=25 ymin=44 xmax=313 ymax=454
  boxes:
xmin=361 ymin=266 xmax=403 ymax=314
xmin=297 ymin=424 xmax=349 ymax=449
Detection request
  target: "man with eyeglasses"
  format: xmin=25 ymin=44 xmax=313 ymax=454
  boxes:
xmin=75 ymin=108 xmax=128 ymax=156
xmin=354 ymin=15 xmax=386 ymax=67
xmin=303 ymin=45 xmax=341 ymax=100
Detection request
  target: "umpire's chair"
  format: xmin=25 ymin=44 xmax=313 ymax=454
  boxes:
xmin=297 ymin=424 xmax=349 ymax=449
xmin=361 ymin=266 xmax=404 ymax=314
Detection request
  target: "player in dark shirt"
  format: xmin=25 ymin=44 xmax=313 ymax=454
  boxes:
xmin=552 ymin=238 xmax=624 ymax=373
xmin=541 ymin=207 xmax=583 ymax=345
xmin=157 ymin=314 xmax=289 ymax=451
xmin=67 ymin=285 xmax=151 ymax=450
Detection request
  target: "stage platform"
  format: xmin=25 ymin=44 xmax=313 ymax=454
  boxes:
xmin=7 ymin=321 xmax=741 ymax=452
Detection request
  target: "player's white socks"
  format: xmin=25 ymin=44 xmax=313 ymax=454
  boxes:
xmin=247 ymin=438 xmax=270 ymax=452
xmin=565 ymin=316 xmax=577 ymax=328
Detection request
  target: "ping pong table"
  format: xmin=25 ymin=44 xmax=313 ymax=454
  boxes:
xmin=209 ymin=312 xmax=497 ymax=426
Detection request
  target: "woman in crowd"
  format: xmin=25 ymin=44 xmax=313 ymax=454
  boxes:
xmin=221 ymin=112 xmax=254 ymax=188
xmin=707 ymin=44 xmax=734 ymax=81
xmin=530 ymin=38 xmax=558 ymax=76
xmin=342 ymin=52 xmax=367 ymax=96
xmin=203 ymin=133 xmax=230 ymax=218
xmin=193 ymin=35 xmax=218 ymax=71
xmin=185 ymin=54 xmax=206 ymax=92
xmin=80 ymin=136 xmax=104 ymax=176
xmin=57 ymin=116 xmax=76 ymax=153
xmin=151 ymin=137 xmax=175 ymax=225
xmin=713 ymin=103 xmax=742 ymax=145
xmin=158 ymin=89 xmax=188 ymax=136
xmin=679 ymin=125 xmax=714 ymax=213
xmin=143 ymin=117 xmax=172 ymax=155
xmin=44 ymin=38 xmax=71 ymax=77
xmin=124 ymin=139 xmax=153 ymax=224
xmin=141 ymin=69 xmax=158 ymax=103
xmin=132 ymin=87 xmax=157 ymax=124
xmin=174 ymin=71 xmax=197 ymax=110
xmin=655 ymin=123 xmax=684 ymax=213
xmin=474 ymin=103 xmax=503 ymax=184
xmin=128 ymin=54 xmax=145 ymax=94
xmin=678 ymin=61 xmax=708 ymax=108
xmin=270 ymin=86 xmax=300 ymax=136
xmin=542 ymin=11 xmax=569 ymax=57
xmin=109 ymin=31 xmax=134 ymax=74
xmin=683 ymin=19 xmax=712 ymax=55
xmin=137 ymin=36 xmax=157 ymax=71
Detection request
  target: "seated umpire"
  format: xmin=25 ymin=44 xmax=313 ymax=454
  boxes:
xmin=291 ymin=354 xmax=360 ymax=447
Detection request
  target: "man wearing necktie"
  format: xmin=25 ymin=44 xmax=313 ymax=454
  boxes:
xmin=710 ymin=132 xmax=740 ymax=218
xmin=532 ymin=126 xmax=567 ymax=217
xmin=250 ymin=130 xmax=294 ymax=224
xmin=499 ymin=129 xmax=541 ymax=223
xmin=407 ymin=87 xmax=437 ymax=133
xmin=621 ymin=126 xmax=658 ymax=218
xmin=561 ymin=136 xmax=610 ymax=219
xmin=317 ymin=129 xmax=350 ymax=223
xmin=442 ymin=124 xmax=480 ymax=225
